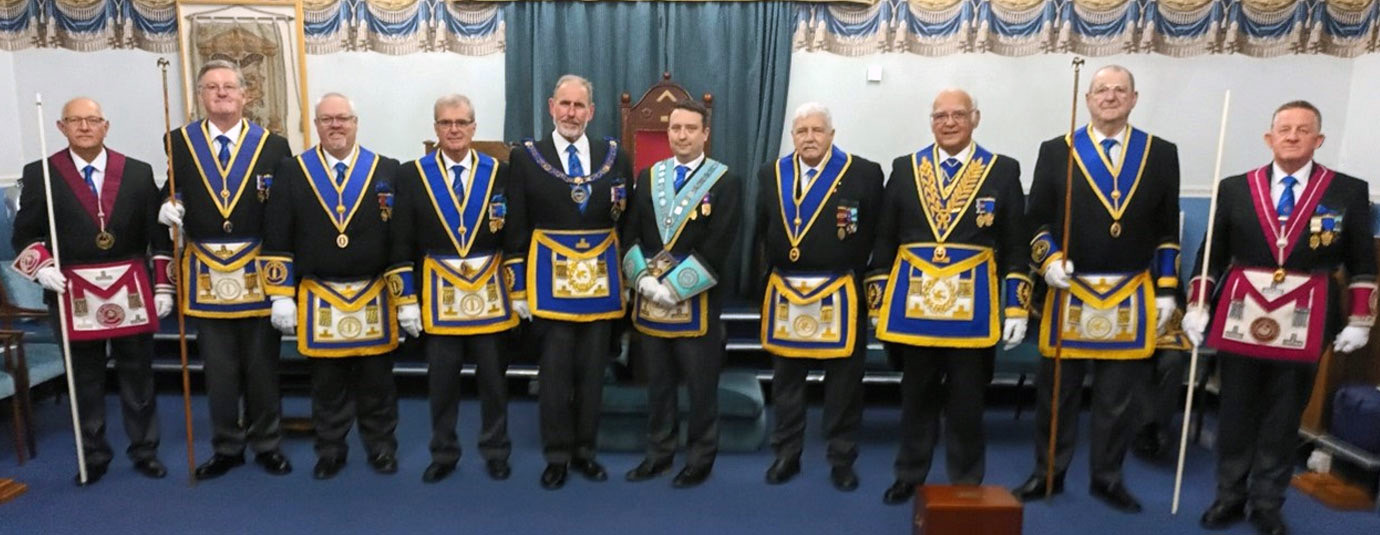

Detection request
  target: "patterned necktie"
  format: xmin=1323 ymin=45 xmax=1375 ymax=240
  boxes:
xmin=451 ymin=164 xmax=466 ymax=203
xmin=674 ymin=165 xmax=689 ymax=193
xmin=81 ymin=165 xmax=99 ymax=200
xmin=215 ymin=134 xmax=232 ymax=168
xmin=333 ymin=162 xmax=348 ymax=187
xmin=1100 ymin=138 xmax=1119 ymax=159
xmin=1277 ymin=175 xmax=1298 ymax=218
xmin=565 ymin=144 xmax=584 ymax=177
xmin=940 ymin=158 xmax=961 ymax=186
xmin=798 ymin=168 xmax=818 ymax=197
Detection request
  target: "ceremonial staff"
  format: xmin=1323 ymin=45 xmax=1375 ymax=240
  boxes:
xmin=1172 ymin=90 xmax=1231 ymax=514
xmin=34 ymin=93 xmax=89 ymax=484
xmin=158 ymin=57 xmax=199 ymax=484
xmin=1044 ymin=56 xmax=1084 ymax=499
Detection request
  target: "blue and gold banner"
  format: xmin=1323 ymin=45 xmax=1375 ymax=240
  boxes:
xmin=761 ymin=270 xmax=858 ymax=358
xmin=182 ymin=119 xmax=267 ymax=223
xmin=1039 ymin=270 xmax=1156 ymax=359
xmin=417 ymin=149 xmax=500 ymax=256
xmin=182 ymin=239 xmax=270 ymax=319
xmin=421 ymin=252 xmax=519 ymax=335
xmin=297 ymin=277 xmax=397 ymax=358
xmin=526 ymin=229 xmax=625 ymax=321
xmin=877 ymin=243 xmax=999 ymax=347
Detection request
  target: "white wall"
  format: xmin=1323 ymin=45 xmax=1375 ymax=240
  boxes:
xmin=0 ymin=52 xmax=21 ymax=175
xmin=1338 ymin=53 xmax=1380 ymax=182
xmin=780 ymin=53 xmax=1364 ymax=192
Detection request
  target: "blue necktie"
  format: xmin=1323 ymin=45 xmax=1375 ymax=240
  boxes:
xmin=1100 ymin=138 xmax=1118 ymax=157
xmin=566 ymin=145 xmax=589 ymax=213
xmin=333 ymin=162 xmax=348 ymax=187
xmin=674 ymin=165 xmax=689 ymax=193
xmin=451 ymin=164 xmax=466 ymax=202
xmin=215 ymin=135 xmax=231 ymax=168
xmin=798 ymin=168 xmax=818 ymax=197
xmin=1277 ymin=175 xmax=1298 ymax=218
xmin=81 ymin=165 xmax=99 ymax=200
xmin=940 ymin=158 xmax=961 ymax=186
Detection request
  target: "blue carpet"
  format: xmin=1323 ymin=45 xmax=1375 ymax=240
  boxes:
xmin=2 ymin=393 xmax=1378 ymax=534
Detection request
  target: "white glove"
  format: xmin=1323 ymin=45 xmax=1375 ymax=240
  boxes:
xmin=1155 ymin=296 xmax=1177 ymax=331
xmin=158 ymin=200 xmax=185 ymax=228
xmin=512 ymin=299 xmax=531 ymax=320
xmin=155 ymin=294 xmax=175 ymax=318
xmin=269 ymin=296 xmax=297 ymax=334
xmin=869 ymin=315 xmax=879 ymax=330
xmin=35 ymin=265 xmax=67 ymax=293
xmin=1333 ymin=325 xmax=1370 ymax=354
xmin=1002 ymin=317 xmax=1028 ymax=350
xmin=397 ymin=303 xmax=421 ymax=338
xmin=637 ymin=275 xmax=677 ymax=307
xmin=1181 ymin=306 xmax=1210 ymax=348
xmin=1043 ymin=259 xmax=1074 ymax=290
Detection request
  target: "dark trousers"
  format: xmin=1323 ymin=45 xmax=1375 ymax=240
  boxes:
xmin=535 ymin=318 xmax=611 ymax=463
xmin=640 ymin=323 xmax=724 ymax=469
xmin=309 ymin=354 xmax=398 ymax=460
xmin=1032 ymin=356 xmax=1151 ymax=486
xmin=1215 ymin=353 xmax=1316 ymax=513
xmin=769 ymin=328 xmax=867 ymax=467
xmin=894 ymin=346 xmax=990 ymax=485
xmin=1136 ymin=349 xmax=1186 ymax=440
xmin=64 ymin=329 xmax=159 ymax=467
xmin=197 ymin=316 xmax=282 ymax=457
xmin=425 ymin=333 xmax=510 ymax=465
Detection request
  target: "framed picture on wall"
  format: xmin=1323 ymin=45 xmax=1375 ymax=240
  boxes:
xmin=176 ymin=0 xmax=312 ymax=149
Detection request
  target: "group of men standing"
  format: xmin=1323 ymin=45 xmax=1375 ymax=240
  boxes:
xmin=10 ymin=61 xmax=1372 ymax=535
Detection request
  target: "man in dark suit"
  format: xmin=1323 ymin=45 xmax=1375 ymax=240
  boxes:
xmin=388 ymin=94 xmax=517 ymax=484
xmin=11 ymin=97 xmax=172 ymax=485
xmin=506 ymin=74 xmax=634 ymax=490
xmin=621 ymin=100 xmax=741 ymax=488
xmin=869 ymin=89 xmax=1029 ymax=504
xmin=755 ymin=102 xmax=884 ymax=492
xmin=156 ymin=59 xmax=294 ymax=480
xmin=1015 ymin=65 xmax=1181 ymax=513
xmin=260 ymin=92 xmax=401 ymax=480
xmin=1185 ymin=100 xmax=1375 ymax=535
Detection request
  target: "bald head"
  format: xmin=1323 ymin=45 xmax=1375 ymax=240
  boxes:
xmin=56 ymin=97 xmax=108 ymax=160
xmin=930 ymin=88 xmax=980 ymax=154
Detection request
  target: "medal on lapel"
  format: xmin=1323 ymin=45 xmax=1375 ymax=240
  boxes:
xmin=610 ymin=179 xmax=627 ymax=220
xmin=489 ymin=193 xmax=507 ymax=232
xmin=835 ymin=202 xmax=858 ymax=240
xmin=256 ymin=174 xmax=273 ymax=202
xmin=700 ymin=194 xmax=712 ymax=217
xmin=376 ymin=181 xmax=394 ymax=222
xmin=975 ymin=197 xmax=995 ymax=228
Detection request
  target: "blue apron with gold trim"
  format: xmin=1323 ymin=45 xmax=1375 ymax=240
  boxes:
xmin=421 ymin=252 xmax=519 ymax=335
xmin=527 ymin=229 xmax=625 ymax=321
xmin=1039 ymin=271 xmax=1156 ymax=359
xmin=632 ymin=251 xmax=709 ymax=338
xmin=182 ymin=239 xmax=270 ymax=318
xmin=761 ymin=270 xmax=858 ymax=359
xmin=877 ymin=243 xmax=999 ymax=347
xmin=297 ymin=277 xmax=397 ymax=358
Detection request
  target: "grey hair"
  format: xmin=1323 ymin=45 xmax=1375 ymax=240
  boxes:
xmin=197 ymin=59 xmax=246 ymax=89
xmin=315 ymin=92 xmax=356 ymax=115
xmin=552 ymin=74 xmax=594 ymax=103
xmin=433 ymin=94 xmax=475 ymax=121
xmin=1089 ymin=64 xmax=1136 ymax=92
xmin=792 ymin=102 xmax=833 ymax=130
xmin=934 ymin=87 xmax=979 ymax=112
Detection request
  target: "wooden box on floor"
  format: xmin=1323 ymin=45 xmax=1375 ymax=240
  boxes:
xmin=914 ymin=485 xmax=1022 ymax=535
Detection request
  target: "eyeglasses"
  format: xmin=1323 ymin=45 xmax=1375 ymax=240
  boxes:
xmin=316 ymin=115 xmax=356 ymax=126
xmin=199 ymin=83 xmax=242 ymax=93
xmin=435 ymin=119 xmax=475 ymax=130
xmin=62 ymin=116 xmax=106 ymax=127
xmin=1090 ymin=85 xmax=1132 ymax=98
xmin=930 ymin=110 xmax=973 ymax=124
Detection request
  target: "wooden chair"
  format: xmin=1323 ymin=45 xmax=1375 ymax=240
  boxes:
xmin=0 ymin=284 xmax=45 ymax=464
xmin=620 ymin=73 xmax=714 ymax=175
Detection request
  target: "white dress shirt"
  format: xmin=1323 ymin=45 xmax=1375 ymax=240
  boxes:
xmin=551 ymin=131 xmax=592 ymax=176
xmin=1270 ymin=160 xmax=1312 ymax=211
xmin=207 ymin=119 xmax=244 ymax=159
xmin=322 ymin=146 xmax=359 ymax=183
xmin=936 ymin=143 xmax=973 ymax=174
xmin=1090 ymin=125 xmax=1128 ymax=163
xmin=70 ymin=148 xmax=108 ymax=200
xmin=441 ymin=149 xmax=476 ymax=196
xmin=673 ymin=153 xmax=706 ymax=176
xmin=796 ymin=147 xmax=834 ymax=196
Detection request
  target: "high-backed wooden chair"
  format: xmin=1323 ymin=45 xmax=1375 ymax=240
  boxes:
xmin=620 ymin=73 xmax=713 ymax=175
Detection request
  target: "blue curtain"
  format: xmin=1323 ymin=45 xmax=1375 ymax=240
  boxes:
xmin=504 ymin=1 xmax=795 ymax=297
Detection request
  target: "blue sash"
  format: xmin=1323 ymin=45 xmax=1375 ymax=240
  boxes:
xmin=417 ymin=150 xmax=500 ymax=256
xmin=527 ymin=229 xmax=625 ymax=321
xmin=297 ymin=277 xmax=397 ymax=358
xmin=298 ymin=146 xmax=377 ymax=234
xmin=1069 ymin=126 xmax=1152 ymax=222
xmin=761 ymin=270 xmax=858 ymax=358
xmin=182 ymin=238 xmax=270 ymax=318
xmin=1039 ymin=270 xmax=1155 ymax=359
xmin=877 ymin=243 xmax=999 ymax=347
xmin=421 ymin=252 xmax=519 ymax=335
xmin=775 ymin=146 xmax=852 ymax=253
xmin=181 ymin=119 xmax=268 ymax=219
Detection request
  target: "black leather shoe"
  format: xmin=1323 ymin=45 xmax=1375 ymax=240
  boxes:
xmin=194 ymin=454 xmax=245 ymax=481
xmin=368 ymin=453 xmax=398 ymax=474
xmin=765 ymin=458 xmax=801 ymax=485
xmin=830 ymin=465 xmax=859 ymax=492
xmin=1249 ymin=509 xmax=1288 ymax=535
xmin=485 ymin=459 xmax=512 ymax=481
xmin=255 ymin=451 xmax=293 ymax=475
xmin=1090 ymin=481 xmax=1143 ymax=513
xmin=313 ymin=457 xmax=346 ymax=480
xmin=1200 ymin=500 xmax=1246 ymax=530
xmin=74 ymin=463 xmax=109 ymax=486
xmin=883 ymin=480 xmax=918 ymax=505
xmin=1013 ymin=474 xmax=1064 ymax=501
xmin=625 ymin=458 xmax=673 ymax=482
xmin=133 ymin=458 xmax=167 ymax=479
xmin=541 ymin=463 xmax=568 ymax=490
xmin=671 ymin=465 xmax=711 ymax=488
xmin=422 ymin=462 xmax=456 ymax=484
xmin=570 ymin=458 xmax=608 ymax=481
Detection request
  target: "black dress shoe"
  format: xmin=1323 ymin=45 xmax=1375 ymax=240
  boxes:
xmin=671 ymin=465 xmax=711 ymax=488
xmin=830 ymin=465 xmax=859 ymax=492
xmin=422 ymin=462 xmax=456 ymax=484
xmin=255 ymin=451 xmax=293 ymax=475
xmin=368 ymin=453 xmax=398 ymax=474
xmin=541 ymin=463 xmax=568 ymax=490
xmin=133 ymin=458 xmax=168 ymax=479
xmin=765 ymin=458 xmax=801 ymax=485
xmin=313 ymin=457 xmax=346 ymax=480
xmin=1090 ymin=481 xmax=1143 ymax=513
xmin=485 ymin=459 xmax=512 ymax=481
xmin=194 ymin=454 xmax=245 ymax=481
xmin=883 ymin=480 xmax=918 ymax=505
xmin=1200 ymin=500 xmax=1246 ymax=530
xmin=625 ymin=458 xmax=673 ymax=482
xmin=74 ymin=464 xmax=109 ymax=486
xmin=1013 ymin=474 xmax=1064 ymax=501
xmin=1249 ymin=509 xmax=1288 ymax=535
xmin=570 ymin=458 xmax=608 ymax=481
